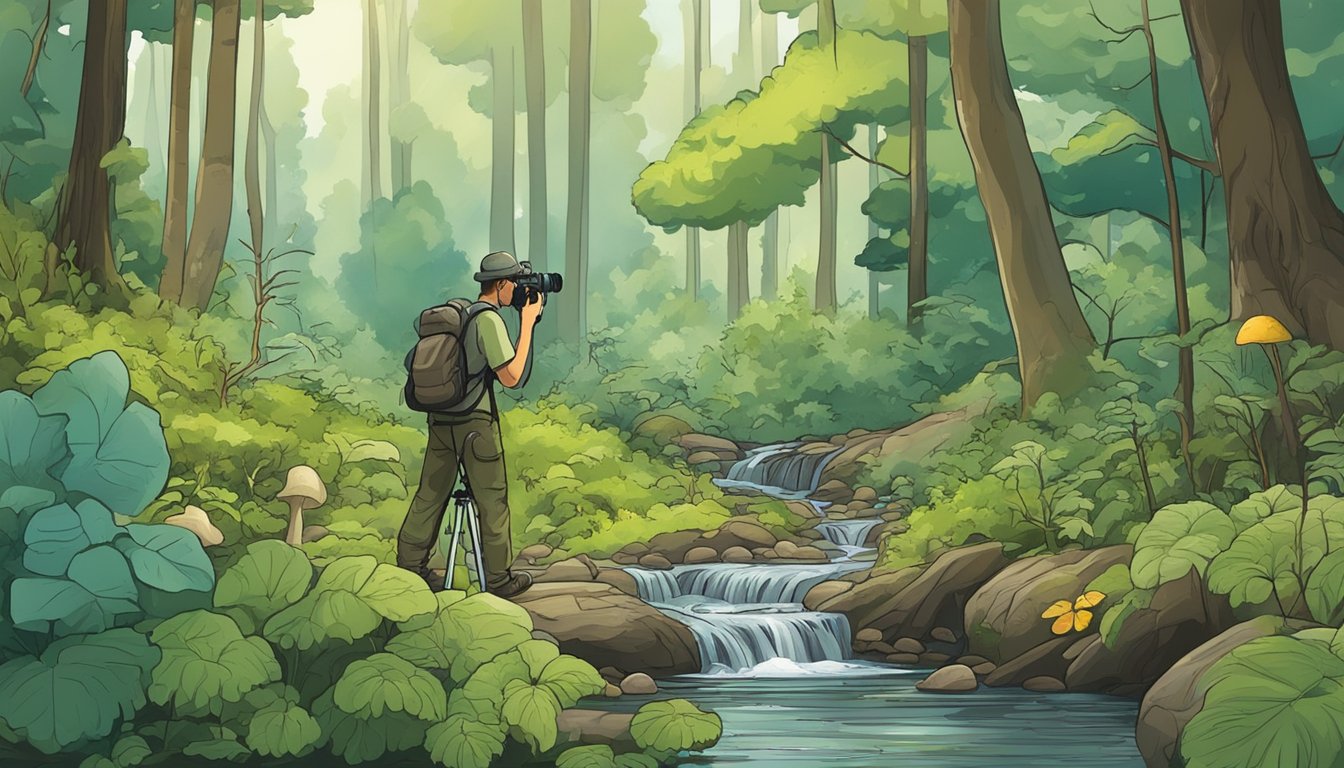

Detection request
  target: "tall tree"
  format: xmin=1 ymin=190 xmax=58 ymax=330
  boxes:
xmin=947 ymin=0 xmax=1096 ymax=408
xmin=1180 ymin=0 xmax=1344 ymax=348
xmin=907 ymin=32 xmax=928 ymax=332
xmin=759 ymin=7 xmax=780 ymax=301
xmin=562 ymin=0 xmax=592 ymax=348
xmin=244 ymin=0 xmax=265 ymax=257
xmin=522 ymin=0 xmax=546 ymax=271
xmin=490 ymin=46 xmax=516 ymax=256
xmin=814 ymin=0 xmax=839 ymax=313
xmin=52 ymin=0 xmax=129 ymax=289
xmin=387 ymin=0 xmax=413 ymax=193
xmin=683 ymin=0 xmax=703 ymax=299
xmin=178 ymin=0 xmax=242 ymax=311
xmin=363 ymin=0 xmax=384 ymax=207
xmin=868 ymin=124 xmax=880 ymax=319
xmin=159 ymin=0 xmax=196 ymax=301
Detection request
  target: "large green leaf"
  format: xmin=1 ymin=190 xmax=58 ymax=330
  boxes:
xmin=313 ymin=689 xmax=429 ymax=764
xmin=263 ymin=555 xmax=435 ymax=650
xmin=501 ymin=679 xmax=560 ymax=752
xmin=1131 ymin=501 xmax=1235 ymax=589
xmin=0 ymin=628 xmax=158 ymax=754
xmin=149 ymin=610 xmax=280 ymax=713
xmin=32 ymin=352 xmax=169 ymax=516
xmin=114 ymin=524 xmax=215 ymax=594
xmin=630 ymin=699 xmax=722 ymax=753
xmin=1207 ymin=514 xmax=1301 ymax=609
xmin=537 ymin=655 xmax=606 ymax=709
xmin=424 ymin=713 xmax=506 ymax=768
xmin=439 ymin=593 xmax=534 ymax=682
xmin=1228 ymin=486 xmax=1301 ymax=533
xmin=9 ymin=565 xmax=140 ymax=636
xmin=556 ymin=745 xmax=660 ymax=768
xmin=0 ymin=391 xmax=68 ymax=496
xmin=516 ymin=638 xmax=561 ymax=678
xmin=214 ymin=540 xmax=313 ymax=633
xmin=263 ymin=589 xmax=383 ymax=650
xmin=111 ymin=734 xmax=151 ymax=767
xmin=1180 ymin=635 xmax=1344 ymax=768
xmin=332 ymin=653 xmax=447 ymax=721
xmin=245 ymin=699 xmax=321 ymax=758
xmin=317 ymin=556 xmax=437 ymax=621
xmin=1306 ymin=549 xmax=1344 ymax=626
xmin=22 ymin=501 xmax=119 ymax=576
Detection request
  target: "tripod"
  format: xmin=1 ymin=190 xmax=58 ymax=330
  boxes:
xmin=444 ymin=471 xmax=488 ymax=594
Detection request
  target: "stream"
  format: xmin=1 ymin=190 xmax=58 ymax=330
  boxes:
xmin=606 ymin=440 xmax=1146 ymax=766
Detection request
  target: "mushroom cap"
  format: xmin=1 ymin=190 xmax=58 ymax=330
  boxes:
xmin=165 ymin=504 xmax=224 ymax=547
xmin=1235 ymin=315 xmax=1292 ymax=345
xmin=277 ymin=465 xmax=327 ymax=509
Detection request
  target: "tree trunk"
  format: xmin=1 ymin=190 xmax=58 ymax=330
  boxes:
xmin=815 ymin=137 xmax=837 ymax=312
xmin=908 ymin=34 xmax=929 ymax=333
xmin=53 ymin=0 xmax=129 ymax=290
xmin=490 ymin=44 xmax=517 ymax=255
xmin=522 ymin=0 xmax=547 ymax=271
xmin=759 ymin=8 xmax=779 ymax=301
xmin=365 ymin=0 xmax=383 ymax=205
xmin=1142 ymin=0 xmax=1196 ymax=482
xmin=868 ymin=124 xmax=880 ymax=320
xmin=260 ymin=80 xmax=278 ymax=236
xmin=734 ymin=0 xmax=753 ymax=88
xmin=684 ymin=0 xmax=703 ymax=299
xmin=727 ymin=221 xmax=750 ymax=321
xmin=244 ymin=0 xmax=264 ymax=258
xmin=159 ymin=0 xmax=195 ymax=301
xmin=947 ymin=0 xmax=1096 ymax=409
xmin=143 ymin=41 xmax=164 ymax=174
xmin=1180 ymin=0 xmax=1344 ymax=348
xmin=388 ymin=0 xmax=412 ymax=193
xmin=178 ymin=0 xmax=241 ymax=311
xmin=562 ymin=0 xmax=591 ymax=349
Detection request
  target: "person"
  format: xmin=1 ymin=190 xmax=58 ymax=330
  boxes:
xmin=397 ymin=251 xmax=543 ymax=599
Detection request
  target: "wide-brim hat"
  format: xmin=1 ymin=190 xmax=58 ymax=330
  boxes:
xmin=474 ymin=250 xmax=528 ymax=282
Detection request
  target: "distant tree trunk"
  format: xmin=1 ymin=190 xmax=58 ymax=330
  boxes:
xmin=52 ymin=0 xmax=129 ymax=290
xmin=1142 ymin=0 xmax=1196 ymax=482
xmin=868 ymin=124 xmax=880 ymax=320
xmin=3 ymin=0 xmax=49 ymax=205
xmin=727 ymin=221 xmax=749 ymax=321
xmin=244 ymin=0 xmax=265 ymax=260
xmin=159 ymin=0 xmax=195 ymax=301
xmin=522 ymin=0 xmax=547 ymax=271
xmin=562 ymin=0 xmax=591 ymax=349
xmin=490 ymin=44 xmax=517 ymax=255
xmin=759 ymin=10 xmax=779 ymax=301
xmin=947 ymin=0 xmax=1096 ymax=409
xmin=178 ymin=0 xmax=241 ymax=311
xmin=1181 ymin=0 xmax=1344 ymax=349
xmin=388 ymin=0 xmax=412 ymax=193
xmin=734 ymin=0 xmax=753 ymax=88
xmin=143 ymin=43 xmax=164 ymax=172
xmin=364 ymin=0 xmax=383 ymax=206
xmin=684 ymin=0 xmax=702 ymax=299
xmin=814 ymin=0 xmax=838 ymax=312
xmin=908 ymin=34 xmax=929 ymax=333
xmin=260 ymin=81 xmax=278 ymax=235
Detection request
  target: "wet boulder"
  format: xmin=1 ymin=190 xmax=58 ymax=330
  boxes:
xmin=916 ymin=664 xmax=978 ymax=693
xmin=684 ymin=546 xmax=719 ymax=564
xmin=537 ymin=554 xmax=600 ymax=582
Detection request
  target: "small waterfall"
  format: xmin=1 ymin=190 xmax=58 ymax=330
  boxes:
xmin=816 ymin=519 xmax=882 ymax=548
xmin=715 ymin=442 xmax=846 ymax=498
xmin=667 ymin=607 xmax=855 ymax=673
xmin=625 ymin=567 xmax=681 ymax=603
xmin=627 ymin=562 xmax=866 ymax=605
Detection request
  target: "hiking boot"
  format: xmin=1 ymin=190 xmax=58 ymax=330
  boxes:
xmin=489 ymin=571 xmax=534 ymax=599
xmin=410 ymin=567 xmax=447 ymax=592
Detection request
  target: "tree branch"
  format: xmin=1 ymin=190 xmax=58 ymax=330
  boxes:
xmin=818 ymin=125 xmax=907 ymax=177
xmin=1312 ymin=132 xmax=1344 ymax=164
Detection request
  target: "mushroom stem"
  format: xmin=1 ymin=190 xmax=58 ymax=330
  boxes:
xmin=285 ymin=499 xmax=304 ymax=547
xmin=1263 ymin=343 xmax=1301 ymax=460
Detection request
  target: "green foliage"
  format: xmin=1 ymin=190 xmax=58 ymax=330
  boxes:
xmin=630 ymin=699 xmax=723 ymax=753
xmin=213 ymin=539 xmax=314 ymax=634
xmin=1130 ymin=502 xmax=1235 ymax=589
xmin=244 ymin=698 xmax=321 ymax=758
xmin=557 ymin=745 xmax=660 ymax=768
xmin=149 ymin=611 xmax=281 ymax=715
xmin=424 ymin=714 xmax=505 ymax=768
xmin=263 ymin=555 xmax=436 ymax=650
xmin=1306 ymin=550 xmax=1344 ymax=627
xmin=990 ymin=440 xmax=1098 ymax=550
xmin=333 ymin=654 xmax=447 ymax=720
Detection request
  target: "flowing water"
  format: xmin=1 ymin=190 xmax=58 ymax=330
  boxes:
xmin=609 ymin=439 xmax=1145 ymax=766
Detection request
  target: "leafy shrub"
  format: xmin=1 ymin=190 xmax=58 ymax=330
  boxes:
xmin=1129 ymin=501 xmax=1235 ymax=589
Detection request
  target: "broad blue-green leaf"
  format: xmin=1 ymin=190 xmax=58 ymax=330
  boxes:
xmin=0 ymin=628 xmax=158 ymax=753
xmin=501 ymin=679 xmax=560 ymax=752
xmin=214 ymin=540 xmax=313 ymax=633
xmin=333 ymin=653 xmax=447 ymax=721
xmin=245 ymin=699 xmax=321 ymax=758
xmin=149 ymin=611 xmax=280 ymax=714
xmin=424 ymin=713 xmax=506 ymax=768
xmin=1131 ymin=502 xmax=1236 ymax=589
xmin=313 ymin=689 xmax=428 ymax=764
xmin=0 ymin=390 xmax=68 ymax=495
xmin=0 ymin=486 xmax=57 ymax=515
xmin=630 ymin=699 xmax=722 ymax=753
xmin=111 ymin=734 xmax=151 ymax=767
xmin=9 ymin=573 xmax=140 ymax=635
xmin=22 ymin=501 xmax=119 ymax=576
xmin=33 ymin=352 xmax=169 ymax=516
xmin=182 ymin=731 xmax=250 ymax=762
xmin=115 ymin=524 xmax=215 ymax=593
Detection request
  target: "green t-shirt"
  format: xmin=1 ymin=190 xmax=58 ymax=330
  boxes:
xmin=462 ymin=307 xmax=514 ymax=414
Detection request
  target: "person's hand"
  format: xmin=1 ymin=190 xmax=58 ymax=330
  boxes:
xmin=520 ymin=288 xmax=544 ymax=326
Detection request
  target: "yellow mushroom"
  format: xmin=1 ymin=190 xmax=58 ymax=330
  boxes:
xmin=1234 ymin=315 xmax=1299 ymax=459
xmin=1234 ymin=315 xmax=1292 ymax=346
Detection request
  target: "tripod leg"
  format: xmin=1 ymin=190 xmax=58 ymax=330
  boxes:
xmin=466 ymin=498 xmax=487 ymax=594
xmin=446 ymin=502 xmax=464 ymax=591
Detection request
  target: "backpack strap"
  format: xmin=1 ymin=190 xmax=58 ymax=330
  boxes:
xmin=429 ymin=301 xmax=502 ymax=419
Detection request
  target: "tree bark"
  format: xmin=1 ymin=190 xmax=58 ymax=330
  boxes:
xmin=260 ymin=77 xmax=278 ymax=236
xmin=364 ymin=0 xmax=384 ymax=206
xmin=1181 ymin=0 xmax=1344 ymax=348
xmin=1142 ymin=0 xmax=1196 ymax=482
xmin=490 ymin=44 xmax=517 ymax=255
xmin=388 ymin=0 xmax=412 ymax=193
xmin=179 ymin=0 xmax=241 ymax=311
xmin=159 ymin=0 xmax=195 ymax=302
xmin=727 ymin=220 xmax=750 ymax=321
xmin=759 ymin=9 xmax=779 ymax=301
xmin=20 ymin=0 xmax=49 ymax=99
xmin=947 ymin=0 xmax=1096 ymax=409
xmin=908 ymin=34 xmax=929 ymax=333
xmin=868 ymin=124 xmax=880 ymax=320
xmin=562 ymin=0 xmax=591 ymax=349
xmin=522 ymin=0 xmax=547 ymax=271
xmin=244 ymin=0 xmax=264 ymax=258
xmin=815 ymin=138 xmax=837 ymax=312
xmin=684 ymin=0 xmax=703 ymax=299
xmin=53 ymin=0 xmax=128 ymax=290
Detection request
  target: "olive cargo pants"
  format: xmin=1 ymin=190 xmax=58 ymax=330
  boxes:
xmin=397 ymin=411 xmax=514 ymax=589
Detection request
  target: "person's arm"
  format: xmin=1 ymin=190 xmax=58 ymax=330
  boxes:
xmin=494 ymin=292 xmax=543 ymax=388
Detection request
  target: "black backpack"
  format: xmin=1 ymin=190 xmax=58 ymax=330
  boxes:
xmin=403 ymin=299 xmax=497 ymax=414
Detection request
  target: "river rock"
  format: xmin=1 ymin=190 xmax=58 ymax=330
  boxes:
xmin=916 ymin=665 xmax=978 ymax=693
xmin=919 ymin=652 xmax=951 ymax=665
xmin=819 ymin=567 xmax=921 ymax=615
xmin=965 ymin=545 xmax=1132 ymax=662
xmin=984 ymin=636 xmax=1075 ymax=687
xmin=855 ymin=628 xmax=883 ymax=643
xmin=519 ymin=543 xmax=554 ymax=564
xmin=538 ymin=555 xmax=600 ymax=582
xmin=1135 ymin=616 xmax=1296 ymax=768
xmin=676 ymin=433 xmax=742 ymax=456
xmin=722 ymin=546 xmax=753 ymax=563
xmin=956 ymin=655 xmax=990 ymax=667
xmin=972 ymin=662 xmax=997 ymax=676
xmin=686 ymin=450 xmax=728 ymax=465
xmin=602 ymin=683 xmax=622 ymax=698
xmin=706 ymin=519 xmax=778 ymax=550
xmin=813 ymin=479 xmax=852 ymax=502
xmin=792 ymin=545 xmax=828 ymax=562
xmin=1065 ymin=567 xmax=1236 ymax=695
xmin=619 ymin=542 xmax=650 ymax=556
xmin=1023 ymin=676 xmax=1067 ymax=693
xmin=619 ymin=673 xmax=658 ymax=695
xmin=803 ymin=580 xmax=854 ymax=610
xmin=611 ymin=552 xmax=638 ymax=565
xmin=647 ymin=530 xmax=704 ymax=563
xmin=684 ymin=546 xmax=718 ymax=564
xmin=774 ymin=540 xmax=800 ymax=558
xmin=853 ymin=486 xmax=878 ymax=503
xmin=637 ymin=553 xmax=673 ymax=570
xmin=516 ymin=583 xmax=701 ymax=677
xmin=892 ymin=637 xmax=925 ymax=654
xmin=595 ymin=568 xmax=640 ymax=597
xmin=886 ymin=653 xmax=920 ymax=665
xmin=931 ymin=626 xmax=958 ymax=644
xmin=632 ymin=413 xmax=694 ymax=446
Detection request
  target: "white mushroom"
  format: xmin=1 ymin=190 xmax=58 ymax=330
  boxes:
xmin=165 ymin=505 xmax=224 ymax=547
xmin=277 ymin=466 xmax=327 ymax=547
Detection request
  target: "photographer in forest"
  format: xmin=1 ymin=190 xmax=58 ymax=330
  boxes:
xmin=397 ymin=251 xmax=552 ymax=599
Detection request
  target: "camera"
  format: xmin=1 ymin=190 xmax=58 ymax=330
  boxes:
xmin=510 ymin=261 xmax=564 ymax=309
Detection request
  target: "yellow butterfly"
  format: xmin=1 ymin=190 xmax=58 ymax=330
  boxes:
xmin=1041 ymin=591 xmax=1106 ymax=635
